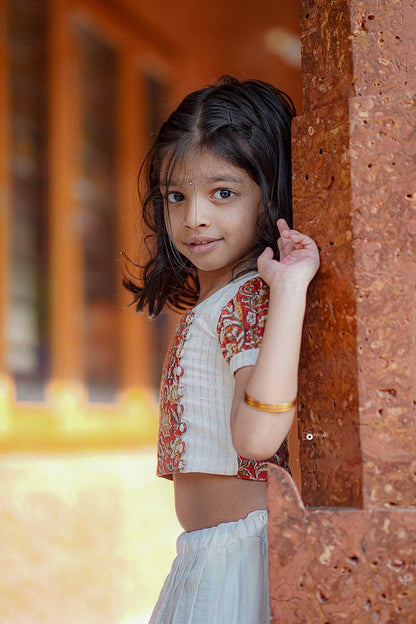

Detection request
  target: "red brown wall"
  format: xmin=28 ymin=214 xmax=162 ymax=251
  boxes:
xmin=268 ymin=1 xmax=416 ymax=621
xmin=118 ymin=0 xmax=303 ymax=110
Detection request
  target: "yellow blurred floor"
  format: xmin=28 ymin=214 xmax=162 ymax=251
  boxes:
xmin=0 ymin=448 xmax=182 ymax=623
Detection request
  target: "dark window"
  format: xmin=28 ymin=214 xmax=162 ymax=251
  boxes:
xmin=76 ymin=27 xmax=121 ymax=403
xmin=7 ymin=0 xmax=50 ymax=402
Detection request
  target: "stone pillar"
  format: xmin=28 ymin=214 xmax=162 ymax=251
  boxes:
xmin=267 ymin=1 xmax=416 ymax=620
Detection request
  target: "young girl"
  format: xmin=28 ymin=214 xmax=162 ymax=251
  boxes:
xmin=123 ymin=75 xmax=320 ymax=623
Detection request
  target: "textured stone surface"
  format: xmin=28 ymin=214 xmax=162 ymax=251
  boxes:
xmin=404 ymin=0 xmax=416 ymax=88
xmin=268 ymin=0 xmax=416 ymax=620
xmin=349 ymin=91 xmax=416 ymax=507
xmin=300 ymin=0 xmax=354 ymax=111
xmin=293 ymin=90 xmax=416 ymax=509
xmin=292 ymin=102 xmax=363 ymax=508
xmin=300 ymin=0 xmax=416 ymax=111
xmin=268 ymin=466 xmax=416 ymax=623
xmin=292 ymin=0 xmax=416 ymax=510
xmin=349 ymin=0 xmax=407 ymax=96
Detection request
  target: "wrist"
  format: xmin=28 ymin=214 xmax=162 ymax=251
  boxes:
xmin=269 ymin=279 xmax=308 ymax=300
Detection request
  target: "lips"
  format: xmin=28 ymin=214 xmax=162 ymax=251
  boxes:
xmin=184 ymin=237 xmax=222 ymax=253
xmin=187 ymin=237 xmax=220 ymax=245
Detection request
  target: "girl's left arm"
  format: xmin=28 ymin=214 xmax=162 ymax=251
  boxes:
xmin=230 ymin=218 xmax=320 ymax=460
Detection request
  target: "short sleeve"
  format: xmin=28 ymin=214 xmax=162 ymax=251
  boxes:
xmin=216 ymin=276 xmax=269 ymax=374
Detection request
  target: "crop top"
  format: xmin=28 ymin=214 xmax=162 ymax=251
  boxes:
xmin=157 ymin=271 xmax=292 ymax=482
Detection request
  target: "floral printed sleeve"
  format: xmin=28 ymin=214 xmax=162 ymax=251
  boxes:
xmin=217 ymin=276 xmax=269 ymax=374
xmin=217 ymin=275 xmax=291 ymax=481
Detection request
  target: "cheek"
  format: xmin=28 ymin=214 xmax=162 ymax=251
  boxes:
xmin=239 ymin=204 xmax=261 ymax=231
xmin=164 ymin=210 xmax=181 ymax=243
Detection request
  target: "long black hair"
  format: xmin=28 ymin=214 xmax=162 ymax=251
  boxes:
xmin=122 ymin=75 xmax=296 ymax=317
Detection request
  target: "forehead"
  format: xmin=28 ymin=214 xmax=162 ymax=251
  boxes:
xmin=160 ymin=149 xmax=252 ymax=188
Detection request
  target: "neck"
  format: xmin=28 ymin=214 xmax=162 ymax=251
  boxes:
xmin=197 ymin=269 xmax=232 ymax=304
xmin=197 ymin=262 xmax=256 ymax=304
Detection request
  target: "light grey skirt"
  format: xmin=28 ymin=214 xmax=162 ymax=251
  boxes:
xmin=148 ymin=509 xmax=270 ymax=624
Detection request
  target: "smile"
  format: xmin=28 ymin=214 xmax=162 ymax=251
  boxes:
xmin=184 ymin=239 xmax=222 ymax=253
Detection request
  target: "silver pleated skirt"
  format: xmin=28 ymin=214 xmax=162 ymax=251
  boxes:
xmin=148 ymin=509 xmax=270 ymax=624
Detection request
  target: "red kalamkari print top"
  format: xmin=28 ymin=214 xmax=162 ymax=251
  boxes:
xmin=157 ymin=272 xmax=292 ymax=482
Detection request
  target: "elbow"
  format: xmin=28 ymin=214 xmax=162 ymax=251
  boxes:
xmin=231 ymin=433 xmax=280 ymax=462
xmin=231 ymin=409 xmax=295 ymax=461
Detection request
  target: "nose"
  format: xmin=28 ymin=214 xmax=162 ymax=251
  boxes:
xmin=183 ymin=196 xmax=210 ymax=230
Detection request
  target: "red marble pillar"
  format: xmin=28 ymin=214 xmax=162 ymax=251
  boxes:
xmin=268 ymin=1 xmax=416 ymax=620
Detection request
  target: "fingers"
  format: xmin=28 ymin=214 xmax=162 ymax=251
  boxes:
xmin=258 ymin=246 xmax=273 ymax=260
xmin=277 ymin=219 xmax=297 ymax=238
xmin=277 ymin=219 xmax=294 ymax=242
xmin=277 ymin=218 xmax=290 ymax=235
xmin=277 ymin=219 xmax=295 ymax=256
xmin=277 ymin=219 xmax=316 ymax=247
xmin=257 ymin=247 xmax=273 ymax=274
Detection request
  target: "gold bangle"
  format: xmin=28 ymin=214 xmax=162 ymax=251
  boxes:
xmin=244 ymin=392 xmax=297 ymax=413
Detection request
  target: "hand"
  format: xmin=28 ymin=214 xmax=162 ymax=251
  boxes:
xmin=257 ymin=218 xmax=320 ymax=290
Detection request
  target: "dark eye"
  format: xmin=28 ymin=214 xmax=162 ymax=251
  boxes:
xmin=213 ymin=189 xmax=233 ymax=200
xmin=167 ymin=191 xmax=185 ymax=204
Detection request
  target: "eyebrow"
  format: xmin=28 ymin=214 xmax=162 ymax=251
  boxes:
xmin=161 ymin=174 xmax=243 ymax=188
xmin=206 ymin=175 xmax=243 ymax=184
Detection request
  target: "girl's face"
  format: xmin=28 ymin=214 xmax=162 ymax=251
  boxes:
xmin=161 ymin=149 xmax=263 ymax=288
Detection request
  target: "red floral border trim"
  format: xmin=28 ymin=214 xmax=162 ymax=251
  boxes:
xmin=237 ymin=441 xmax=291 ymax=481
xmin=157 ymin=309 xmax=194 ymax=478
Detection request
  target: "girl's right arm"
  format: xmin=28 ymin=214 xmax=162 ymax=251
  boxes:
xmin=229 ymin=219 xmax=320 ymax=461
